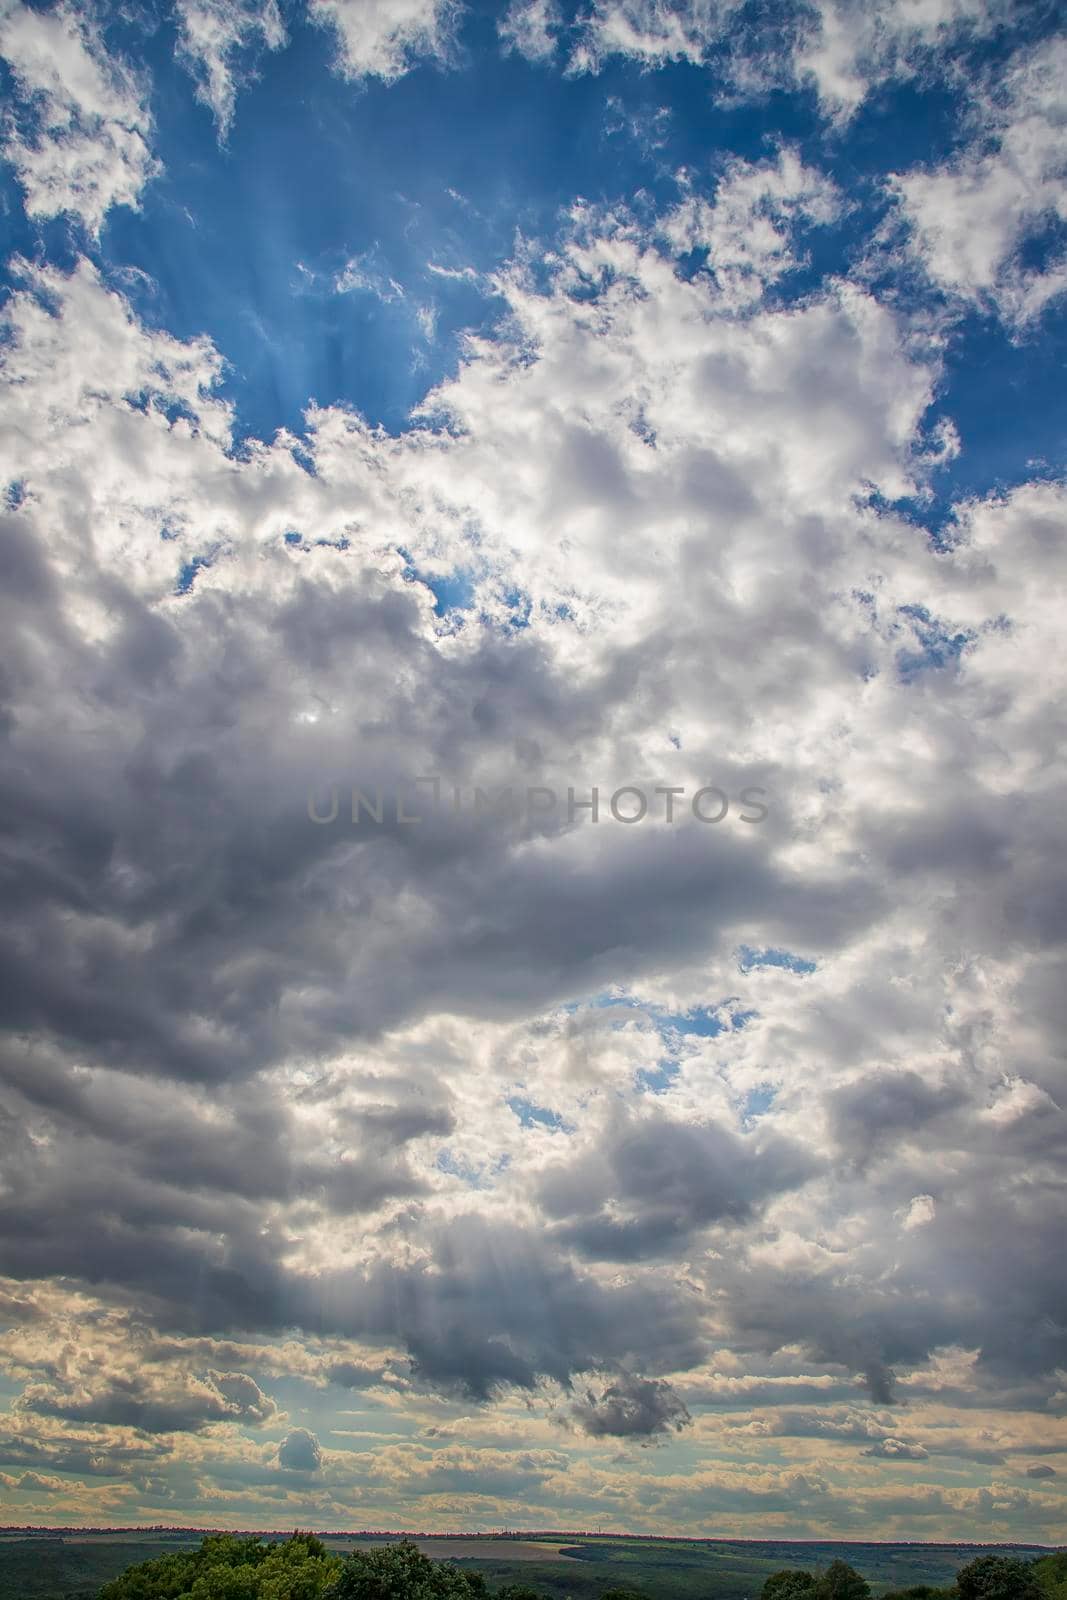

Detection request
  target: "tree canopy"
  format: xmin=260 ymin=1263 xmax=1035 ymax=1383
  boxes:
xmin=1033 ymin=1554 xmax=1067 ymax=1600
xmin=326 ymin=1541 xmax=489 ymax=1600
xmin=88 ymin=1534 xmax=1066 ymax=1600
xmin=815 ymin=1560 xmax=872 ymax=1600
xmin=881 ymin=1552 xmax=1066 ymax=1600
xmin=955 ymin=1558 xmax=1044 ymax=1600
xmin=761 ymin=1570 xmax=818 ymax=1600
xmin=761 ymin=1563 xmax=874 ymax=1600
xmin=97 ymin=1533 xmax=340 ymax=1600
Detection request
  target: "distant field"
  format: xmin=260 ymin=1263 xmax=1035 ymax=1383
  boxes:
xmin=0 ymin=1535 xmax=574 ymax=1561
xmin=0 ymin=1531 xmax=1056 ymax=1600
xmin=345 ymin=1540 xmax=581 ymax=1562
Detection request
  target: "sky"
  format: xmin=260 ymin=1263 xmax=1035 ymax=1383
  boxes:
xmin=0 ymin=0 xmax=1066 ymax=1544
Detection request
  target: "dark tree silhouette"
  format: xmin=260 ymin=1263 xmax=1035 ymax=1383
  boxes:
xmin=327 ymin=1541 xmax=489 ymax=1600
xmin=955 ymin=1557 xmax=1043 ymax=1600
xmin=814 ymin=1560 xmax=872 ymax=1600
xmin=761 ymin=1570 xmax=818 ymax=1600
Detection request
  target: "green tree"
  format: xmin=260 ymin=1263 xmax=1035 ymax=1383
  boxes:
xmin=98 ymin=1547 xmax=201 ymax=1600
xmin=813 ymin=1561 xmax=871 ymax=1600
xmin=254 ymin=1535 xmax=340 ymax=1600
xmin=761 ymin=1571 xmax=818 ymax=1600
xmin=98 ymin=1532 xmax=341 ymax=1600
xmin=1033 ymin=1553 xmax=1067 ymax=1600
xmin=326 ymin=1541 xmax=489 ymax=1600
xmin=955 ymin=1558 xmax=1043 ymax=1600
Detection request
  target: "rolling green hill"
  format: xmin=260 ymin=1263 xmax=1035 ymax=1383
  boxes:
xmin=0 ymin=1533 xmax=1057 ymax=1600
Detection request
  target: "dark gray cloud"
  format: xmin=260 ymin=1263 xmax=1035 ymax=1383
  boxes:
xmin=829 ymin=1072 xmax=967 ymax=1165
xmin=0 ymin=529 xmax=870 ymax=1085
xmin=571 ymin=1374 xmax=692 ymax=1438
xmin=539 ymin=1110 xmax=818 ymax=1259
xmin=862 ymin=1362 xmax=897 ymax=1406
xmin=0 ymin=167 xmax=1066 ymax=1541
xmin=693 ymin=1155 xmax=1067 ymax=1409
xmin=333 ymin=1217 xmax=708 ymax=1397
xmin=0 ymin=1425 xmax=170 ymax=1479
xmin=278 ymin=1428 xmax=322 ymax=1472
xmin=21 ymin=1368 xmax=277 ymax=1434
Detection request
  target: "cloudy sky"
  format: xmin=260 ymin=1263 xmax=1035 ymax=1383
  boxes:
xmin=1 ymin=0 xmax=1066 ymax=1543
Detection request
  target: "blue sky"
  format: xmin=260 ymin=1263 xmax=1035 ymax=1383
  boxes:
xmin=1 ymin=0 xmax=1066 ymax=1543
xmin=3 ymin=0 xmax=1063 ymax=491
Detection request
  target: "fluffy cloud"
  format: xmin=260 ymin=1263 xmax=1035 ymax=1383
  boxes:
xmin=553 ymin=0 xmax=1012 ymax=120
xmin=568 ymin=0 xmax=743 ymax=73
xmin=892 ymin=33 xmax=1067 ymax=323
xmin=0 ymin=0 xmax=158 ymax=231
xmin=307 ymin=0 xmax=460 ymax=81
xmin=664 ymin=148 xmax=840 ymax=307
xmin=0 ymin=1294 xmax=281 ymax=1434
xmin=789 ymin=0 xmax=1011 ymax=121
xmin=278 ymin=1428 xmax=323 ymax=1471
xmin=1 ymin=209 xmax=1061 ymax=1403
xmin=538 ymin=1108 xmax=818 ymax=1259
xmin=571 ymin=1374 xmax=692 ymax=1438
xmin=23 ymin=1370 xmax=278 ymax=1434
xmin=0 ymin=68 xmax=1065 ymax=1534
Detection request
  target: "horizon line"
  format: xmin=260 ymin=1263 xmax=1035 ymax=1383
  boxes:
xmin=0 ymin=1526 xmax=1059 ymax=1549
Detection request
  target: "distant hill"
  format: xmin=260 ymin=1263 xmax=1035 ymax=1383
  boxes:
xmin=0 ymin=1531 xmax=1058 ymax=1600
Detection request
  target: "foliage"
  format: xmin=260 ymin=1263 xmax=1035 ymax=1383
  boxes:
xmin=0 ymin=1531 xmax=1053 ymax=1600
xmin=327 ymin=1541 xmax=490 ymax=1600
xmin=1033 ymin=1555 xmax=1067 ymax=1600
xmin=761 ymin=1572 xmax=818 ymax=1600
xmin=97 ymin=1532 xmax=340 ymax=1600
xmin=813 ymin=1562 xmax=871 ymax=1600
xmin=955 ymin=1559 xmax=1043 ymax=1600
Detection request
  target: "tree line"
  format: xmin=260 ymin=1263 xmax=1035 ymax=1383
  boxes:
xmin=761 ymin=1553 xmax=1067 ymax=1600
xmin=94 ymin=1534 xmax=1067 ymax=1600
